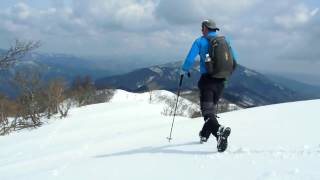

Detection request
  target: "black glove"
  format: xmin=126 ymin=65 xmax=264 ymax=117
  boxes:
xmin=180 ymin=70 xmax=191 ymax=78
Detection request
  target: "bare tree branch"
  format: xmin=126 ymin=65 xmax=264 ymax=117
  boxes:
xmin=0 ymin=40 xmax=41 ymax=69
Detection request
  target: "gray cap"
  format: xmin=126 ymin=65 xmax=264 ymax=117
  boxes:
xmin=202 ymin=19 xmax=220 ymax=31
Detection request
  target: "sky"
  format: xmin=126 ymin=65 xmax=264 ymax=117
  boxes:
xmin=0 ymin=0 xmax=319 ymax=83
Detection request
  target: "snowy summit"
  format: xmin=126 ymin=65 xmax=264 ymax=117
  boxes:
xmin=0 ymin=90 xmax=319 ymax=180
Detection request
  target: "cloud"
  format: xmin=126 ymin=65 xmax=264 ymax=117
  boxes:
xmin=69 ymin=0 xmax=159 ymax=32
xmin=274 ymin=4 xmax=319 ymax=29
xmin=155 ymin=0 xmax=202 ymax=25
xmin=277 ymin=14 xmax=320 ymax=63
xmin=0 ymin=0 xmax=319 ymax=78
xmin=114 ymin=1 xmax=157 ymax=30
xmin=51 ymin=0 xmax=66 ymax=8
xmin=155 ymin=0 xmax=259 ymax=26
xmin=0 ymin=1 xmax=91 ymax=38
xmin=14 ymin=2 xmax=32 ymax=20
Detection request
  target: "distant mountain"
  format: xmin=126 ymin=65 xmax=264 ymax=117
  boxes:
xmin=95 ymin=62 xmax=313 ymax=107
xmin=96 ymin=62 xmax=195 ymax=91
xmin=268 ymin=72 xmax=320 ymax=86
xmin=0 ymin=48 xmax=175 ymax=97
xmin=22 ymin=53 xmax=114 ymax=79
xmin=0 ymin=50 xmax=113 ymax=97
xmin=0 ymin=46 xmax=180 ymax=98
xmin=265 ymin=74 xmax=320 ymax=99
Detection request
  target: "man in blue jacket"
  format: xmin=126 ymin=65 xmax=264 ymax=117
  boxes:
xmin=181 ymin=19 xmax=237 ymax=152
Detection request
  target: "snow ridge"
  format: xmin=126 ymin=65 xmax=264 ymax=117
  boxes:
xmin=0 ymin=90 xmax=319 ymax=180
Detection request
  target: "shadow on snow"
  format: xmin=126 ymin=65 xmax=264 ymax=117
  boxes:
xmin=94 ymin=141 xmax=217 ymax=158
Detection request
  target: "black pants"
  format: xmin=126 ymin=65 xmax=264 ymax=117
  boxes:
xmin=198 ymin=74 xmax=225 ymax=139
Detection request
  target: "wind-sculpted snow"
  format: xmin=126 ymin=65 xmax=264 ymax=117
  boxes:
xmin=0 ymin=90 xmax=319 ymax=180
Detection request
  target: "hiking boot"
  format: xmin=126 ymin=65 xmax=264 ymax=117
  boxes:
xmin=199 ymin=131 xmax=208 ymax=144
xmin=217 ymin=126 xmax=231 ymax=152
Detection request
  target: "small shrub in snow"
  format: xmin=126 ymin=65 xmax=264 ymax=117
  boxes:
xmin=0 ymin=94 xmax=10 ymax=135
xmin=92 ymin=89 xmax=115 ymax=104
xmin=58 ymin=100 xmax=72 ymax=119
xmin=159 ymin=94 xmax=199 ymax=118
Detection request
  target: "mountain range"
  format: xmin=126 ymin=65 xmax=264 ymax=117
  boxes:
xmin=95 ymin=62 xmax=319 ymax=107
xmin=0 ymin=50 xmax=319 ymax=107
xmin=0 ymin=50 xmax=167 ymax=97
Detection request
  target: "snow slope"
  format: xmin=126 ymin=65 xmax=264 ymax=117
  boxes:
xmin=0 ymin=90 xmax=320 ymax=180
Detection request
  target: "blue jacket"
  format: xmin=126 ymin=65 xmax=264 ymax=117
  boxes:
xmin=182 ymin=31 xmax=237 ymax=74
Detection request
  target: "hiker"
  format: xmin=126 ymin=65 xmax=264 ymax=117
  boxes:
xmin=181 ymin=19 xmax=237 ymax=152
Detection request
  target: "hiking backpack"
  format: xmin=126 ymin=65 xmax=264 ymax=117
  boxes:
xmin=205 ymin=36 xmax=236 ymax=79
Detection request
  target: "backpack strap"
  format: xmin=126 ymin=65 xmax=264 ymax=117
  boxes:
xmin=206 ymin=35 xmax=219 ymax=60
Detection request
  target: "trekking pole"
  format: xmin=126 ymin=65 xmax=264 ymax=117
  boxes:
xmin=167 ymin=74 xmax=184 ymax=142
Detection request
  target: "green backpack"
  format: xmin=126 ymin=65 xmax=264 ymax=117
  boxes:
xmin=205 ymin=36 xmax=236 ymax=79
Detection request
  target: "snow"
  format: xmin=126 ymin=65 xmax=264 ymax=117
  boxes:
xmin=0 ymin=90 xmax=320 ymax=180
xmin=146 ymin=76 xmax=155 ymax=83
xmin=244 ymin=69 xmax=258 ymax=77
xmin=150 ymin=66 xmax=163 ymax=76
xmin=110 ymin=89 xmax=175 ymax=104
xmin=228 ymin=103 xmax=241 ymax=111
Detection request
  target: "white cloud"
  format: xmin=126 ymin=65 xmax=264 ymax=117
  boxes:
xmin=274 ymin=4 xmax=319 ymax=29
xmin=310 ymin=7 xmax=319 ymax=16
xmin=3 ymin=20 xmax=28 ymax=33
xmin=155 ymin=0 xmax=202 ymax=25
xmin=1 ymin=2 xmax=32 ymax=22
xmin=114 ymin=1 xmax=157 ymax=30
xmin=0 ymin=0 xmax=319 ymax=78
xmin=155 ymin=0 xmax=259 ymax=25
xmin=14 ymin=2 xmax=31 ymax=20
xmin=69 ymin=0 xmax=159 ymax=32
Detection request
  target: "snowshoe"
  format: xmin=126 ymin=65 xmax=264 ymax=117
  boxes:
xmin=217 ymin=126 xmax=231 ymax=152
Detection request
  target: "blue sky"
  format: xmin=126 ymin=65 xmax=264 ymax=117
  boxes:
xmin=0 ymin=0 xmax=319 ymax=84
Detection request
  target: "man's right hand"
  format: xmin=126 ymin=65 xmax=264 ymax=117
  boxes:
xmin=180 ymin=70 xmax=191 ymax=78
